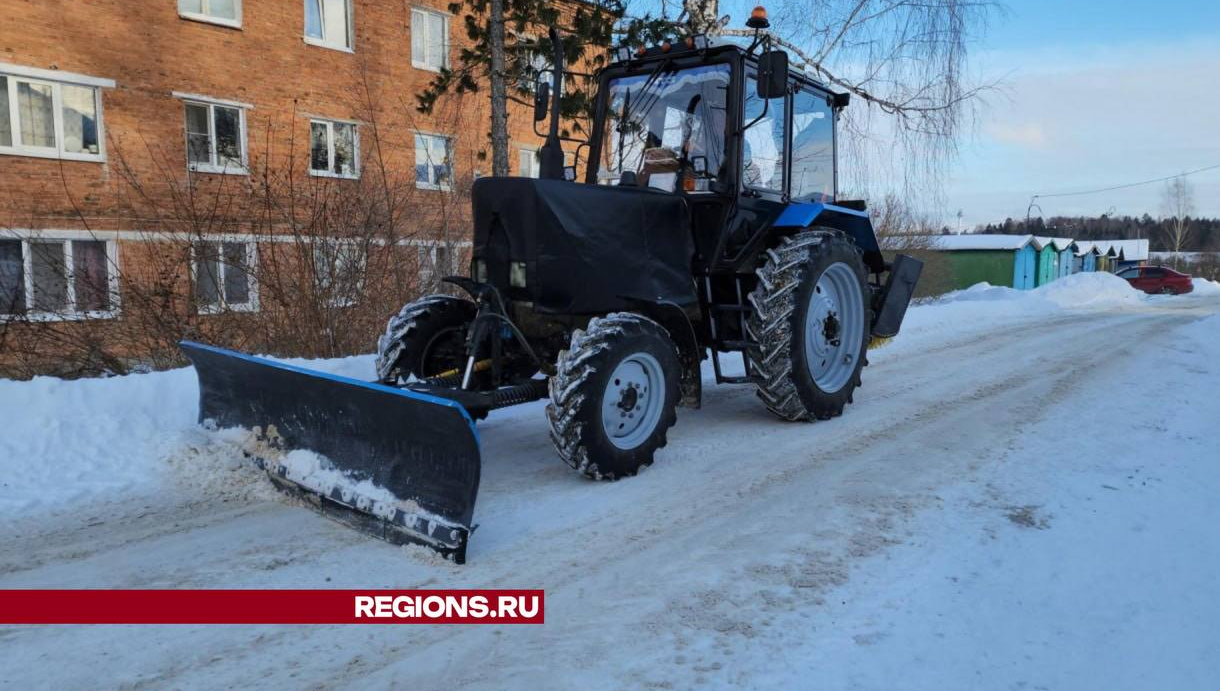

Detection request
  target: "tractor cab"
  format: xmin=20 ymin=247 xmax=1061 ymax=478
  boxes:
xmin=581 ymin=41 xmax=848 ymax=274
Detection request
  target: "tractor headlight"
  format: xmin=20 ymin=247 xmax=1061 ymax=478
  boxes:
xmin=615 ymin=46 xmax=632 ymax=62
xmin=510 ymin=261 xmax=527 ymax=288
xmin=473 ymin=259 xmax=488 ymax=283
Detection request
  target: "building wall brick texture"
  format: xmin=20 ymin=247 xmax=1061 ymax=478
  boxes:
xmin=0 ymin=0 xmax=572 ymax=373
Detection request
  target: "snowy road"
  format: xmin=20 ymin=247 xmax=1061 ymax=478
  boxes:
xmin=3 ymin=283 xmax=1219 ymax=690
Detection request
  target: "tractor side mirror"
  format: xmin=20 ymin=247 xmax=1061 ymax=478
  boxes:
xmin=690 ymin=155 xmax=709 ymax=176
xmin=756 ymin=50 xmax=789 ymax=99
xmin=533 ymin=80 xmax=551 ymax=122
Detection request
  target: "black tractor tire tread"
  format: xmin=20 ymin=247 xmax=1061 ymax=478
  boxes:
xmin=547 ymin=313 xmax=680 ymax=481
xmin=376 ymin=294 xmax=475 ymax=383
xmin=745 ymin=230 xmax=872 ymax=422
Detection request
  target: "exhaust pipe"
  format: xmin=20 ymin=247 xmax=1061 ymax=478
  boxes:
xmin=538 ymin=27 xmax=566 ymax=179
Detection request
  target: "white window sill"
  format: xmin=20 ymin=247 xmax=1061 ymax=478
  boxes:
xmin=179 ymin=12 xmax=243 ymax=29
xmin=310 ymin=169 xmax=361 ymax=180
xmin=1 ymin=310 xmax=120 ymax=323
xmin=197 ymin=302 xmax=259 ymax=315
xmin=304 ymin=36 xmax=355 ymax=53
xmin=0 ymin=147 xmax=105 ymax=163
xmin=189 ymin=163 xmax=249 ymax=176
xmin=415 ymin=181 xmax=452 ymax=191
xmin=412 ymin=61 xmax=447 ymax=73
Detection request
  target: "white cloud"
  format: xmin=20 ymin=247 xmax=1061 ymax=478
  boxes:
xmin=985 ymin=122 xmax=1049 ymax=149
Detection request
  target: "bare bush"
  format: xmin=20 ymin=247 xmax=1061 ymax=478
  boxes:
xmin=866 ymin=193 xmax=956 ymax=298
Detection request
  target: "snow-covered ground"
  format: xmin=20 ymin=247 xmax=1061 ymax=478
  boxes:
xmin=2 ymin=274 xmax=1219 ymax=690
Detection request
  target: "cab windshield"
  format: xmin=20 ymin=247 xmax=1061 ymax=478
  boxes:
xmin=597 ymin=63 xmax=730 ymax=192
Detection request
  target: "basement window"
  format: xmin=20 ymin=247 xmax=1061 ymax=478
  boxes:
xmin=305 ymin=0 xmax=354 ymax=52
xmin=193 ymin=240 xmax=257 ymax=313
xmin=179 ymin=96 xmax=248 ymax=174
xmin=309 ymin=119 xmax=359 ymax=178
xmin=414 ymin=133 xmax=452 ymax=190
xmin=411 ymin=8 xmax=449 ymax=71
xmin=0 ymin=65 xmax=111 ymax=162
xmin=0 ymin=237 xmax=119 ymax=320
xmin=312 ymin=239 xmax=366 ymax=306
xmin=178 ymin=0 xmax=242 ymax=28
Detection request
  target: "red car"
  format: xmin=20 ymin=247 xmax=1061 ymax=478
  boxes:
xmin=1117 ymin=265 xmax=1194 ymax=295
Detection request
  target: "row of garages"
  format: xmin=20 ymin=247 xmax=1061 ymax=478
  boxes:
xmin=930 ymin=235 xmax=1151 ymax=290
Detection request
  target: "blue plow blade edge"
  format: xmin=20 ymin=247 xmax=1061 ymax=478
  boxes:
xmin=179 ymin=341 xmax=482 ymax=563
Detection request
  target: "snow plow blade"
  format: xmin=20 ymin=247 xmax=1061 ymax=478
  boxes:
xmin=180 ymin=341 xmax=481 ymax=563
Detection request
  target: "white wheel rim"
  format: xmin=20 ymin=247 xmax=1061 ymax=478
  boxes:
xmin=804 ymin=261 xmax=865 ymax=393
xmin=600 ymin=352 xmax=665 ymax=450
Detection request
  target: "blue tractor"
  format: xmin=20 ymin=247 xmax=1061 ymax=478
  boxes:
xmin=182 ymin=23 xmax=921 ymax=562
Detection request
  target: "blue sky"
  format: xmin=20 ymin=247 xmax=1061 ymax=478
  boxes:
xmin=944 ymin=0 xmax=1220 ymax=227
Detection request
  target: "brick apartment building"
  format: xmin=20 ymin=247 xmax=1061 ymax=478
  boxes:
xmin=0 ymin=0 xmax=567 ymax=375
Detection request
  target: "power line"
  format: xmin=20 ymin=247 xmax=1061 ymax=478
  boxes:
xmin=1032 ymin=162 xmax=1220 ymax=201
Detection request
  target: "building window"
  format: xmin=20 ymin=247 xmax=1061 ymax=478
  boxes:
xmin=414 ymin=133 xmax=452 ymax=190
xmin=181 ymin=98 xmax=247 ymax=174
xmin=193 ymin=240 xmax=256 ymax=313
xmin=418 ymin=244 xmax=458 ymax=285
xmin=518 ymin=147 xmax=540 ymax=178
xmin=309 ymin=119 xmax=358 ymax=178
xmin=313 ymin=240 xmax=366 ymax=306
xmin=0 ymin=70 xmax=106 ymax=162
xmin=305 ymin=0 xmax=353 ymax=51
xmin=0 ymin=237 xmax=118 ymax=320
xmin=411 ymin=8 xmax=449 ymax=71
xmin=178 ymin=0 xmax=241 ymax=28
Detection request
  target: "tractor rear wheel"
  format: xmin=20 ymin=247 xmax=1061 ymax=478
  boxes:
xmin=375 ymin=295 xmax=475 ymax=384
xmin=547 ymin=313 xmax=681 ymax=480
xmin=746 ymin=230 xmax=871 ymax=421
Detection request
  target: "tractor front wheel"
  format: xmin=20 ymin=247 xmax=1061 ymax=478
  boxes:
xmin=746 ymin=230 xmax=871 ymax=421
xmin=547 ymin=313 xmax=681 ymax=480
xmin=375 ymin=295 xmax=475 ymax=384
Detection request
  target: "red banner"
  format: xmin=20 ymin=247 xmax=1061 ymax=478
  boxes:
xmin=0 ymin=590 xmax=544 ymax=624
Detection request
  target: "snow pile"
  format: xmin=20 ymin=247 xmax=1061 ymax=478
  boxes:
xmin=1192 ymin=277 xmax=1220 ymax=295
xmin=0 ymin=353 xmax=373 ymax=522
xmin=0 ymin=367 xmax=197 ymax=518
xmin=1031 ymin=271 xmax=1144 ymax=308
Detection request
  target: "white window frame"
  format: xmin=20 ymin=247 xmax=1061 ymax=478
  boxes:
xmin=312 ymin=239 xmax=367 ymax=307
xmin=304 ymin=0 xmax=355 ymax=53
xmin=0 ymin=63 xmax=112 ymax=163
xmin=190 ymin=240 xmax=259 ymax=314
xmin=0 ymin=235 xmax=121 ymax=322
xmin=518 ymin=146 xmax=540 ymax=178
xmin=174 ymin=93 xmax=250 ymax=175
xmin=411 ymin=7 xmax=450 ymax=72
xmin=308 ymin=118 xmax=360 ymax=179
xmin=414 ymin=131 xmax=453 ymax=191
xmin=178 ymin=0 xmax=243 ymax=29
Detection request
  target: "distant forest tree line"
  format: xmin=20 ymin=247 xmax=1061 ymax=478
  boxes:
xmin=971 ymin=215 xmax=1220 ymax=253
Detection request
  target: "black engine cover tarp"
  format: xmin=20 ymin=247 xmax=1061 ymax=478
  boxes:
xmin=472 ymin=178 xmax=695 ymax=314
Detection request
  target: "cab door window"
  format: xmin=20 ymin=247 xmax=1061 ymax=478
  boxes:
xmin=742 ymin=72 xmax=785 ymax=193
xmin=790 ymin=89 xmax=835 ymax=201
